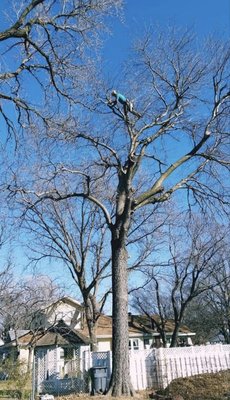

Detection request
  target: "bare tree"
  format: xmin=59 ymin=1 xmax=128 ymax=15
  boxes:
xmin=184 ymin=298 xmax=220 ymax=345
xmin=0 ymin=274 xmax=63 ymax=371
xmin=9 ymin=28 xmax=230 ymax=395
xmin=0 ymin=265 xmax=14 ymax=333
xmin=132 ymin=216 xmax=227 ymax=347
xmin=23 ymin=198 xmax=111 ymax=349
xmin=204 ymin=254 xmax=230 ymax=343
xmin=0 ymin=0 xmax=122 ymax=143
xmin=1 ymin=274 xmax=62 ymax=332
xmin=0 ymin=220 xmax=16 ymax=333
xmin=132 ymin=277 xmax=170 ymax=348
xmin=184 ymin=235 xmax=230 ymax=345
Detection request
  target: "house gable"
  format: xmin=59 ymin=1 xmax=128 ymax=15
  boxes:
xmin=35 ymin=321 xmax=91 ymax=347
xmin=32 ymin=296 xmax=84 ymax=331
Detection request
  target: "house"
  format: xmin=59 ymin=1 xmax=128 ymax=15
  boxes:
xmin=31 ymin=296 xmax=84 ymax=331
xmin=0 ymin=297 xmax=91 ymax=392
xmin=0 ymin=297 xmax=89 ymax=365
xmin=80 ymin=313 xmax=195 ymax=351
xmin=0 ymin=297 xmax=195 ymax=357
xmin=0 ymin=322 xmax=90 ymax=360
xmin=0 ymin=297 xmax=195 ymax=394
xmin=0 ymin=320 xmax=91 ymax=394
xmin=128 ymin=314 xmax=195 ymax=349
xmin=30 ymin=296 xmax=195 ymax=350
xmin=33 ymin=296 xmax=195 ymax=350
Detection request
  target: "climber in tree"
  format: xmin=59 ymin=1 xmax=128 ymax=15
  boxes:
xmin=108 ymin=90 xmax=141 ymax=118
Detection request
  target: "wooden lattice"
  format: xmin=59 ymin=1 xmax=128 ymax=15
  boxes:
xmin=34 ymin=346 xmax=89 ymax=395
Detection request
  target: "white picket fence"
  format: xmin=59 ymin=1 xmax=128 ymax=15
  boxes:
xmin=155 ymin=344 xmax=230 ymax=388
xmin=91 ymin=344 xmax=230 ymax=390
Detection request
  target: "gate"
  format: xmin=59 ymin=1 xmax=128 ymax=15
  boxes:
xmin=34 ymin=346 xmax=89 ymax=395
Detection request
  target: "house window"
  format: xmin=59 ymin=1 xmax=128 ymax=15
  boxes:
xmin=57 ymin=312 xmax=65 ymax=321
xmin=129 ymin=339 xmax=139 ymax=350
xmin=144 ymin=338 xmax=150 ymax=349
xmin=60 ymin=347 xmax=74 ymax=360
xmin=60 ymin=348 xmax=65 ymax=359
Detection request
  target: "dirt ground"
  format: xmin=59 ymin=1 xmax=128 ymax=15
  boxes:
xmin=57 ymin=370 xmax=230 ymax=400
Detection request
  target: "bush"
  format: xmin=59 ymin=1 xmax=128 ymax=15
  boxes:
xmin=0 ymin=359 xmax=31 ymax=399
xmin=164 ymin=370 xmax=230 ymax=400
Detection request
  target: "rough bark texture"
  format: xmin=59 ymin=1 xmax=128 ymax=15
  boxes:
xmin=108 ymin=236 xmax=135 ymax=396
xmin=106 ymin=163 xmax=136 ymax=396
xmin=170 ymin=323 xmax=181 ymax=348
xmin=84 ymin=296 xmax=99 ymax=351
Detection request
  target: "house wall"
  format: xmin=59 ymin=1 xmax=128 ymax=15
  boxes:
xmin=97 ymin=338 xmax=112 ymax=351
xmin=96 ymin=335 xmax=194 ymax=352
xmin=46 ymin=303 xmax=82 ymax=330
xmin=19 ymin=348 xmax=29 ymax=363
xmin=31 ymin=299 xmax=84 ymax=331
xmin=96 ymin=336 xmax=159 ymax=352
xmin=129 ymin=336 xmax=165 ymax=350
xmin=96 ymin=336 xmax=156 ymax=351
xmin=18 ymin=347 xmax=32 ymax=372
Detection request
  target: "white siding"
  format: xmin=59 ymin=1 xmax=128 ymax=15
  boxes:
xmin=47 ymin=303 xmax=82 ymax=329
xmin=97 ymin=339 xmax=111 ymax=351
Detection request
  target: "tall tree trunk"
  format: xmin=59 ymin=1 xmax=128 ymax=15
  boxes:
xmin=107 ymin=230 xmax=135 ymax=396
xmin=170 ymin=304 xmax=186 ymax=347
xmin=84 ymin=297 xmax=98 ymax=351
xmin=170 ymin=322 xmax=181 ymax=347
xmin=159 ymin=327 xmax=167 ymax=348
xmin=88 ymin=322 xmax=98 ymax=351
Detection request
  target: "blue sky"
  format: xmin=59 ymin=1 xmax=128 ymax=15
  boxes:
xmin=1 ymin=0 xmax=229 ymax=296
xmin=103 ymin=0 xmax=230 ymax=68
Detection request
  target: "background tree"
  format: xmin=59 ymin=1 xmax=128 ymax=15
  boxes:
xmin=185 ymin=247 xmax=230 ymax=344
xmin=22 ymin=189 xmax=166 ymax=350
xmin=0 ymin=265 xmax=14 ymax=334
xmin=132 ymin=216 xmax=227 ymax=347
xmin=0 ymin=274 xmax=63 ymax=371
xmin=1 ymin=275 xmax=62 ymax=334
xmin=205 ymin=256 xmax=230 ymax=344
xmin=0 ymin=0 xmax=122 ymax=143
xmin=0 ymin=220 xmax=16 ymax=333
xmin=0 ymin=0 xmax=122 ymax=388
xmin=183 ymin=298 xmax=219 ymax=344
xmin=9 ymin=28 xmax=230 ymax=396
xmin=23 ymin=198 xmax=112 ymax=350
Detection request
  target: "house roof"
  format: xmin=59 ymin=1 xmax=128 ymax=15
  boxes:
xmin=128 ymin=314 xmax=195 ymax=335
xmin=8 ymin=330 xmax=30 ymax=342
xmin=46 ymin=296 xmax=83 ymax=311
xmin=36 ymin=321 xmax=91 ymax=347
xmin=0 ymin=331 xmax=37 ymax=349
xmin=0 ymin=321 xmax=91 ymax=350
xmin=79 ymin=313 xmax=195 ymax=338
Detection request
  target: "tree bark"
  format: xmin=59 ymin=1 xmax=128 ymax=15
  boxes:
xmin=88 ymin=325 xmax=98 ymax=351
xmin=84 ymin=296 xmax=99 ymax=351
xmin=107 ymin=228 xmax=135 ymax=396
xmin=170 ymin=322 xmax=181 ymax=347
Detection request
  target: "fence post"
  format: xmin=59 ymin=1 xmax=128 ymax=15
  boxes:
xmin=107 ymin=351 xmax=112 ymax=377
xmin=106 ymin=351 xmax=112 ymax=389
xmin=155 ymin=347 xmax=167 ymax=389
